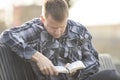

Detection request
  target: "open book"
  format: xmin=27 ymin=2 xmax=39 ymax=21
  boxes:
xmin=55 ymin=61 xmax=86 ymax=74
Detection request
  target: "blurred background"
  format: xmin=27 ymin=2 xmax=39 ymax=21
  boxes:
xmin=0 ymin=0 xmax=120 ymax=70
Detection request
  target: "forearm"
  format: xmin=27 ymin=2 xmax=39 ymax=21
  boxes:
xmin=75 ymin=39 xmax=99 ymax=79
xmin=32 ymin=51 xmax=45 ymax=63
xmin=82 ymin=59 xmax=99 ymax=74
xmin=81 ymin=34 xmax=100 ymax=72
xmin=81 ymin=43 xmax=100 ymax=74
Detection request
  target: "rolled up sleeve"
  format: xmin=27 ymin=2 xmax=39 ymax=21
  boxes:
xmin=0 ymin=20 xmax=41 ymax=59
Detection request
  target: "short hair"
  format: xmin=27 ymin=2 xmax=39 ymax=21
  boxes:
xmin=42 ymin=0 xmax=69 ymax=21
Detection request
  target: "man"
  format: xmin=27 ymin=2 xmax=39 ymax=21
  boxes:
xmin=0 ymin=0 xmax=120 ymax=80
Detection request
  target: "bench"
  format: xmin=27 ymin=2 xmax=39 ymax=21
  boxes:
xmin=0 ymin=44 xmax=118 ymax=80
xmin=0 ymin=44 xmax=36 ymax=80
xmin=99 ymin=54 xmax=116 ymax=71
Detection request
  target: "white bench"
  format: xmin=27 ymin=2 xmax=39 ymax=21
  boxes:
xmin=99 ymin=54 xmax=116 ymax=71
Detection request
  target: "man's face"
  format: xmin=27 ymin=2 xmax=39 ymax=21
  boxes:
xmin=43 ymin=15 xmax=67 ymax=38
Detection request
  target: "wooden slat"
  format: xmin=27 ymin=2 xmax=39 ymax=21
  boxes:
xmin=0 ymin=44 xmax=36 ymax=80
xmin=99 ymin=54 xmax=116 ymax=71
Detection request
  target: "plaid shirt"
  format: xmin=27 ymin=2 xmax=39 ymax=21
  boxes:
xmin=0 ymin=18 xmax=99 ymax=80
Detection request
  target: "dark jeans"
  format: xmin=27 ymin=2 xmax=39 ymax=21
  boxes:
xmin=85 ymin=70 xmax=120 ymax=80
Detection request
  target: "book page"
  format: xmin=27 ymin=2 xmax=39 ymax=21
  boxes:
xmin=55 ymin=61 xmax=86 ymax=74
xmin=67 ymin=61 xmax=86 ymax=73
xmin=55 ymin=66 xmax=69 ymax=73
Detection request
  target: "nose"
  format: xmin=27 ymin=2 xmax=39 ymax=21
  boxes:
xmin=55 ymin=28 xmax=61 ymax=35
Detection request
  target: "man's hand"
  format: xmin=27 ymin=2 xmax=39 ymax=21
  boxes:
xmin=32 ymin=51 xmax=58 ymax=76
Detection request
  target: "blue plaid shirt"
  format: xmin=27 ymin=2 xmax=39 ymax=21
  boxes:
xmin=0 ymin=18 xmax=99 ymax=80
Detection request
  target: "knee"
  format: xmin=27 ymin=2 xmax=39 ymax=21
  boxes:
xmin=99 ymin=70 xmax=120 ymax=80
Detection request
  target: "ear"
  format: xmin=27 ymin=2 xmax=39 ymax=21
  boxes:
xmin=40 ymin=15 xmax=45 ymax=24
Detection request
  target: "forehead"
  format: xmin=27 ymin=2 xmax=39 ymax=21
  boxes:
xmin=45 ymin=15 xmax=67 ymax=27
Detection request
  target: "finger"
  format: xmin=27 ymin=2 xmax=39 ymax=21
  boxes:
xmin=51 ymin=66 xmax=59 ymax=76
xmin=48 ymin=62 xmax=58 ymax=75
xmin=44 ymin=63 xmax=53 ymax=75
xmin=48 ymin=66 xmax=54 ymax=75
xmin=40 ymin=63 xmax=48 ymax=75
xmin=44 ymin=66 xmax=50 ymax=75
xmin=37 ymin=63 xmax=46 ymax=75
xmin=40 ymin=67 xmax=46 ymax=75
